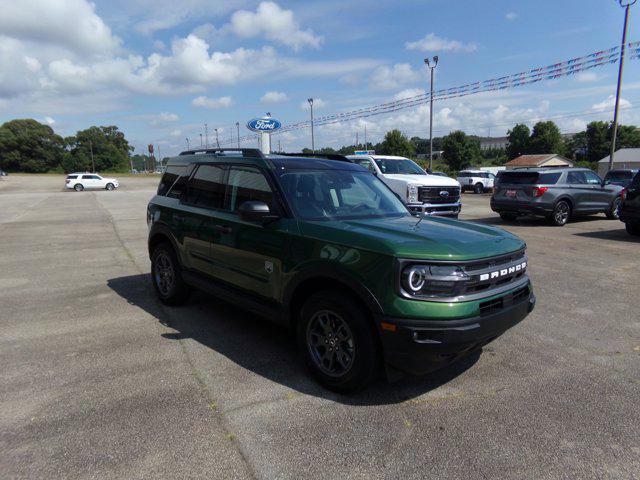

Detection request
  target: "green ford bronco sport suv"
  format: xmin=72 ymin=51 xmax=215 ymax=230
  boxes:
xmin=147 ymin=148 xmax=535 ymax=392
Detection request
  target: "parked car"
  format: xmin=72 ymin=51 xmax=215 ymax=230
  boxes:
xmin=147 ymin=148 xmax=535 ymax=392
xmin=618 ymin=170 xmax=640 ymax=236
xmin=65 ymin=173 xmax=119 ymax=191
xmin=346 ymin=154 xmax=461 ymax=217
xmin=491 ymin=168 xmax=624 ymax=226
xmin=0 ymin=169 xmax=7 ymax=176
xmin=457 ymin=170 xmax=496 ymax=194
xmin=603 ymin=169 xmax=639 ymax=188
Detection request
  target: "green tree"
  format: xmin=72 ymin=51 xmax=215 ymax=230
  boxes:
xmin=66 ymin=125 xmax=133 ymax=172
xmin=442 ymin=130 xmax=480 ymax=171
xmin=0 ymin=119 xmax=64 ymax=172
xmin=377 ymin=129 xmax=415 ymax=157
xmin=529 ymin=121 xmax=565 ymax=155
xmin=506 ymin=124 xmax=530 ymax=159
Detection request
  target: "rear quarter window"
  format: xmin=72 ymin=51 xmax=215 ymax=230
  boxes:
xmin=158 ymin=165 xmax=188 ymax=198
xmin=537 ymin=172 xmax=562 ymax=184
xmin=66 ymin=175 xmax=78 ymax=179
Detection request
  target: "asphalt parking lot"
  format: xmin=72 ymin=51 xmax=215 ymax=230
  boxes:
xmin=1 ymin=174 xmax=639 ymax=479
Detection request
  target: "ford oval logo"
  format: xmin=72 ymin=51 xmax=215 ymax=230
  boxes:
xmin=247 ymin=118 xmax=282 ymax=132
xmin=439 ymin=190 xmax=450 ymax=197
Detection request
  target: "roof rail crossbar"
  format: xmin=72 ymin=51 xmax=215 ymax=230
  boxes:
xmin=278 ymin=152 xmax=352 ymax=162
xmin=179 ymin=148 xmax=265 ymax=158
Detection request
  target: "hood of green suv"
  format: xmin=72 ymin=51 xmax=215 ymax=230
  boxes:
xmin=299 ymin=215 xmax=525 ymax=260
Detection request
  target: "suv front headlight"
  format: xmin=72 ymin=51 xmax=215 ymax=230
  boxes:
xmin=401 ymin=264 xmax=468 ymax=297
xmin=407 ymin=184 xmax=419 ymax=204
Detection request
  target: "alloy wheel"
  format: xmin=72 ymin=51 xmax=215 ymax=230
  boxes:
xmin=154 ymin=252 xmax=175 ymax=296
xmin=306 ymin=310 xmax=355 ymax=377
xmin=555 ymin=202 xmax=569 ymax=225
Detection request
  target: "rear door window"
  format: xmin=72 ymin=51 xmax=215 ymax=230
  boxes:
xmin=537 ymin=172 xmax=561 ymax=184
xmin=66 ymin=175 xmax=78 ymax=180
xmin=184 ymin=164 xmax=226 ymax=209
xmin=567 ymin=171 xmax=587 ymax=184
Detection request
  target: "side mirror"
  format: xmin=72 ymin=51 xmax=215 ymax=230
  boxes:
xmin=238 ymin=201 xmax=278 ymax=223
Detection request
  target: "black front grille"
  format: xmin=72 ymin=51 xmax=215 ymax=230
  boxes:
xmin=418 ymin=186 xmax=460 ymax=204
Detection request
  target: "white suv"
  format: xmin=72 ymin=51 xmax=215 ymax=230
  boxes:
xmin=457 ymin=170 xmax=495 ymax=194
xmin=347 ymin=155 xmax=461 ymax=217
xmin=65 ymin=173 xmax=119 ymax=191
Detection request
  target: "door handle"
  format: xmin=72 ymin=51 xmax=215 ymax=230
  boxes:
xmin=214 ymin=224 xmax=232 ymax=235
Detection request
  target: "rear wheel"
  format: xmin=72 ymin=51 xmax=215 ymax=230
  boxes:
xmin=106 ymin=183 xmax=115 ymax=191
xmin=74 ymin=184 xmax=84 ymax=192
xmin=549 ymin=200 xmax=571 ymax=226
xmin=499 ymin=212 xmax=518 ymax=222
xmin=297 ymin=291 xmax=378 ymax=392
xmin=151 ymin=242 xmax=190 ymax=305
xmin=474 ymin=183 xmax=484 ymax=194
xmin=606 ymin=196 xmax=621 ymax=219
xmin=626 ymin=222 xmax=640 ymax=236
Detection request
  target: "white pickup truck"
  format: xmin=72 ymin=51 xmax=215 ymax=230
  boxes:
xmin=347 ymin=155 xmax=461 ymax=217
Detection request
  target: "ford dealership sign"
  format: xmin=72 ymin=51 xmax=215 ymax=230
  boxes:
xmin=247 ymin=118 xmax=282 ymax=132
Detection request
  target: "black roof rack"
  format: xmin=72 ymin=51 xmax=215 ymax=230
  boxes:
xmin=179 ymin=148 xmax=265 ymax=158
xmin=277 ymin=152 xmax=352 ymax=163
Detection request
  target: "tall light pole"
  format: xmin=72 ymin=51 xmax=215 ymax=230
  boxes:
xmin=236 ymin=122 xmax=240 ymax=148
xmin=214 ymin=128 xmax=220 ymax=148
xmin=609 ymin=0 xmax=637 ymax=172
xmin=424 ymin=56 xmax=439 ymax=172
xmin=186 ymin=137 xmax=190 ymax=150
xmin=204 ymin=123 xmax=209 ymax=148
xmin=308 ymin=98 xmax=315 ymax=153
xmin=199 ymin=133 xmax=203 ymax=147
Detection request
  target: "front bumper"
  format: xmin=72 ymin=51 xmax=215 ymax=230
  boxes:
xmin=407 ymin=201 xmax=461 ymax=216
xmin=378 ymin=289 xmax=535 ymax=376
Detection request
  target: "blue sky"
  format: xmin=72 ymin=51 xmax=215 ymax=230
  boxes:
xmin=1 ymin=0 xmax=639 ymax=156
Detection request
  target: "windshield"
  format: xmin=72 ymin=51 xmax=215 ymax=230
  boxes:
xmin=278 ymin=169 xmax=409 ymax=221
xmin=372 ymin=158 xmax=425 ymax=175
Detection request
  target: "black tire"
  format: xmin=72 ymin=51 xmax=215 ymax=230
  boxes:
xmin=106 ymin=183 xmax=115 ymax=191
xmin=606 ymin=196 xmax=621 ymax=220
xmin=74 ymin=184 xmax=84 ymax=192
xmin=151 ymin=242 xmax=190 ymax=306
xmin=499 ymin=212 xmax=518 ymax=222
xmin=474 ymin=183 xmax=484 ymax=194
xmin=297 ymin=291 xmax=379 ymax=392
xmin=626 ymin=222 xmax=640 ymax=236
xmin=549 ymin=200 xmax=571 ymax=226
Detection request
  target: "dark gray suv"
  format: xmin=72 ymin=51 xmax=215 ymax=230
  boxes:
xmin=491 ymin=168 xmax=624 ymax=226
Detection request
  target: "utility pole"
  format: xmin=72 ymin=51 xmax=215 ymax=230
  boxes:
xmin=356 ymin=132 xmax=359 ymax=148
xmin=236 ymin=122 xmax=240 ymax=148
xmin=308 ymin=98 xmax=315 ymax=153
xmin=200 ymin=133 xmax=203 ymax=147
xmin=156 ymin=145 xmax=161 ymax=172
xmin=609 ymin=0 xmax=637 ymax=172
xmin=89 ymin=140 xmax=95 ymax=172
xmin=424 ymin=56 xmax=439 ymax=171
xmin=364 ymin=124 xmax=368 ymax=151
xmin=214 ymin=128 xmax=220 ymax=148
xmin=205 ymin=123 xmax=209 ymax=148
xmin=186 ymin=137 xmax=190 ymax=150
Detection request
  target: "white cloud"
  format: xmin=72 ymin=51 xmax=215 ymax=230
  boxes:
xmin=42 ymin=116 xmax=55 ymax=126
xmin=151 ymin=112 xmax=179 ymax=125
xmin=229 ymin=2 xmax=322 ymax=51
xmin=393 ymin=88 xmax=425 ymax=101
xmin=505 ymin=12 xmax=518 ymax=21
xmin=169 ymin=129 xmax=182 ymax=137
xmin=370 ymin=63 xmax=421 ymax=90
xmin=192 ymin=95 xmax=233 ymax=108
xmin=575 ymin=72 xmax=599 ymax=83
xmin=0 ymin=0 xmax=121 ymax=56
xmin=301 ymin=98 xmax=327 ymax=110
xmin=592 ymin=95 xmax=631 ymax=112
xmin=261 ymin=91 xmax=289 ymax=104
xmin=406 ymin=33 xmax=477 ymax=53
xmin=153 ymin=40 xmax=166 ymax=51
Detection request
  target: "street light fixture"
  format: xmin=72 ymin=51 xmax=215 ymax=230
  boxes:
xmin=424 ymin=56 xmax=439 ymax=172
xmin=308 ymin=98 xmax=315 ymax=153
xmin=609 ymin=0 xmax=637 ymax=171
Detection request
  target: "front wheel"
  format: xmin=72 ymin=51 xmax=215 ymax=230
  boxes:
xmin=298 ymin=291 xmax=379 ymax=392
xmin=606 ymin=196 xmax=621 ymax=219
xmin=549 ymin=200 xmax=571 ymax=226
xmin=106 ymin=183 xmax=115 ymax=191
xmin=474 ymin=183 xmax=484 ymax=194
xmin=626 ymin=222 xmax=640 ymax=236
xmin=151 ymin=242 xmax=190 ymax=305
xmin=74 ymin=184 xmax=84 ymax=192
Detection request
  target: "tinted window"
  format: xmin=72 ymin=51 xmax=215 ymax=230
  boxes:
xmin=158 ymin=165 xmax=188 ymax=197
xmin=567 ymin=171 xmax=587 ymax=184
xmin=538 ymin=172 xmax=561 ymax=184
xmin=604 ymin=170 xmax=633 ymax=182
xmin=354 ymin=158 xmax=376 ymax=173
xmin=458 ymin=171 xmax=471 ymax=176
xmin=226 ymin=166 xmax=274 ymax=213
xmin=632 ymin=171 xmax=640 ymax=187
xmin=185 ymin=164 xmax=226 ymax=208
xmin=66 ymin=175 xmax=78 ymax=179
xmin=372 ymin=158 xmax=425 ymax=175
xmin=496 ymin=171 xmax=540 ymax=185
xmin=82 ymin=175 xmax=100 ymax=180
xmin=584 ymin=171 xmax=602 ymax=185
